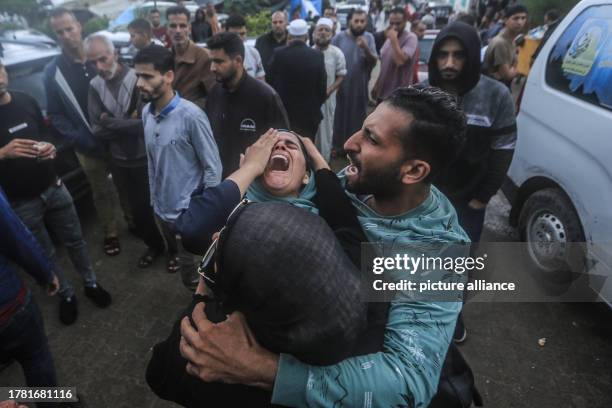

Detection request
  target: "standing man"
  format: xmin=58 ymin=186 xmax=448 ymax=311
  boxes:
xmin=149 ymin=9 xmax=170 ymax=47
xmin=312 ymin=18 xmax=346 ymax=162
xmin=167 ymin=6 xmax=215 ymax=110
xmin=134 ymin=45 xmax=221 ymax=281
xmin=332 ymin=9 xmax=378 ymax=155
xmin=1 ymin=61 xmax=111 ymax=325
xmin=128 ymin=18 xmax=164 ymax=51
xmin=372 ymin=7 xmax=418 ymax=103
xmin=267 ymin=19 xmax=327 ymax=140
xmin=483 ymin=4 xmax=528 ymax=86
xmin=255 ymin=11 xmax=288 ymax=74
xmin=411 ymin=20 xmax=427 ymax=84
xmin=0 ymin=186 xmax=59 ymax=391
xmin=44 ymin=8 xmax=123 ymax=257
xmin=85 ymin=34 xmax=166 ymax=268
xmin=206 ymin=33 xmax=288 ymax=178
xmin=427 ymin=22 xmax=517 ymax=342
xmin=224 ymin=15 xmax=266 ymax=81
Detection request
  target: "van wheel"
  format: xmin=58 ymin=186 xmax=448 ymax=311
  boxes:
xmin=518 ymin=188 xmax=586 ymax=282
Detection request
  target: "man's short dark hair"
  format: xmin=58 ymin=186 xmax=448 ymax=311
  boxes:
xmin=225 ymin=14 xmax=246 ymax=29
xmin=347 ymin=8 xmax=367 ymax=22
xmin=207 ymin=32 xmax=245 ymax=60
xmin=49 ymin=7 xmax=77 ymax=21
xmin=134 ymin=45 xmax=174 ymax=73
xmin=166 ymin=5 xmax=190 ymax=21
xmin=390 ymin=7 xmax=406 ymax=18
xmin=128 ymin=18 xmax=152 ymax=35
xmin=149 ymin=8 xmax=160 ymax=15
xmin=544 ymin=9 xmax=560 ymax=23
xmin=505 ymin=4 xmax=528 ymax=18
xmin=384 ymin=86 xmax=467 ymax=183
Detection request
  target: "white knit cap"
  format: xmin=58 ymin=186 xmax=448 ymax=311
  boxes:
xmin=316 ymin=17 xmax=334 ymax=29
xmin=288 ymin=19 xmax=309 ymax=36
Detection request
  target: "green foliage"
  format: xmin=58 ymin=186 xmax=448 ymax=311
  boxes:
xmin=0 ymin=0 xmax=38 ymax=18
xmin=247 ymin=10 xmax=272 ymax=37
xmin=83 ymin=16 xmax=109 ymax=36
xmin=523 ymin=0 xmax=580 ymax=26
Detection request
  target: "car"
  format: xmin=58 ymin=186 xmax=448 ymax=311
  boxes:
xmin=1 ymin=40 xmax=91 ymax=203
xmin=416 ymin=29 xmax=439 ymax=83
xmin=0 ymin=29 xmax=56 ymax=48
xmin=504 ymin=0 xmax=612 ymax=306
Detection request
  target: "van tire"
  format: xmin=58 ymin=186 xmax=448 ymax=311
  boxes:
xmin=518 ymin=188 xmax=586 ymax=282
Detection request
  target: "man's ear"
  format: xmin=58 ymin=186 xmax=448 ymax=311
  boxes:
xmin=164 ymin=69 xmax=175 ymax=84
xmin=400 ymin=159 xmax=431 ymax=185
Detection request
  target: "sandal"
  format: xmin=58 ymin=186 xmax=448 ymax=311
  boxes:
xmin=103 ymin=236 xmax=121 ymax=256
xmin=167 ymin=254 xmax=181 ymax=274
xmin=138 ymin=249 xmax=161 ymax=268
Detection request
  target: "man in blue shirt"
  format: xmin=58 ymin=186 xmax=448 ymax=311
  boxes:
xmin=134 ymin=45 xmax=221 ymax=282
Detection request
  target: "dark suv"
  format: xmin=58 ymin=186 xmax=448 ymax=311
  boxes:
xmin=1 ymin=40 xmax=91 ymax=202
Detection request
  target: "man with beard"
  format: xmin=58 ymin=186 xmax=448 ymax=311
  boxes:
xmin=167 ymin=6 xmax=215 ymax=110
xmin=332 ymin=8 xmax=378 ymax=156
xmin=267 ymin=19 xmax=327 ymax=140
xmin=86 ymin=34 xmax=166 ymax=268
xmin=205 ymin=33 xmax=288 ymax=178
xmin=44 ymin=8 xmax=124 ymax=258
xmin=372 ymin=7 xmax=418 ymax=103
xmin=135 ymin=45 xmax=221 ymax=280
xmin=178 ymin=86 xmax=472 ymax=407
xmin=1 ymin=59 xmax=111 ymax=326
xmin=149 ymin=8 xmax=170 ymax=47
xmin=312 ymin=18 xmax=346 ymax=161
xmin=426 ymin=22 xmax=516 ymax=342
xmin=224 ymin=15 xmax=266 ymax=81
xmin=255 ymin=11 xmax=288 ymax=74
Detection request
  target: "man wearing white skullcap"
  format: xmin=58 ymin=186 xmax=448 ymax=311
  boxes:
xmin=267 ymin=19 xmax=327 ymax=140
xmin=313 ymin=17 xmax=347 ymax=161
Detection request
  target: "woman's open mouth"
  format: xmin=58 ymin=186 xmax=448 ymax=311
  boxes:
xmin=268 ymin=153 xmax=290 ymax=172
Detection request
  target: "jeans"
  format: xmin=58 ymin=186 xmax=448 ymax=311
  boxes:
xmin=76 ymin=153 xmax=120 ymax=237
xmin=0 ymin=291 xmax=58 ymax=408
xmin=156 ymin=216 xmax=197 ymax=290
xmin=111 ymin=165 xmax=165 ymax=254
xmin=11 ymin=182 xmax=97 ymax=299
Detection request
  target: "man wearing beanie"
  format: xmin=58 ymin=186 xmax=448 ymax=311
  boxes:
xmin=267 ymin=19 xmax=327 ymax=140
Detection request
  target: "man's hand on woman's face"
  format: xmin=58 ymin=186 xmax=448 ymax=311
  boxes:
xmin=239 ymin=128 xmax=280 ymax=175
xmin=179 ymin=302 xmax=279 ymax=390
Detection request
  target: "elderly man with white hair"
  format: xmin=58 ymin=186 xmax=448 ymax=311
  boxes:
xmin=85 ymin=34 xmax=166 ymax=269
xmin=313 ymin=17 xmax=346 ymax=161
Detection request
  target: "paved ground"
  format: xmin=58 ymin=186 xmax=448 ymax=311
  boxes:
xmin=2 ymin=192 xmax=611 ymax=408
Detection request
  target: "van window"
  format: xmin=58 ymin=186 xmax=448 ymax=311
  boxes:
xmin=545 ymin=5 xmax=612 ymax=111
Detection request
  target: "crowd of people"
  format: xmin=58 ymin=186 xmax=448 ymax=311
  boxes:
xmin=0 ymin=1 xmax=547 ymax=406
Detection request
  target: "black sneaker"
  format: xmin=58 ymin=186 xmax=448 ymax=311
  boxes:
xmin=84 ymin=284 xmax=112 ymax=308
xmin=60 ymin=295 xmax=78 ymax=325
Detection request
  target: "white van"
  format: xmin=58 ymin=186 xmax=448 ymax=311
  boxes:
xmin=504 ymin=0 xmax=612 ymax=305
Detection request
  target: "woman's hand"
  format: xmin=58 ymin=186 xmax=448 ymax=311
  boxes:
xmin=229 ymin=129 xmax=279 ymax=196
xmin=299 ymin=136 xmax=330 ymax=171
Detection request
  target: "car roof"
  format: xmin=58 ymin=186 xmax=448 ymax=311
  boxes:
xmin=0 ymin=41 xmax=60 ymax=66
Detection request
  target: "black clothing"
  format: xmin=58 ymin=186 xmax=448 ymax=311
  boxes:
xmin=0 ymin=92 xmax=56 ymax=200
xmin=267 ymin=41 xmax=327 ymax=140
xmin=110 ymin=164 xmax=165 ymax=253
xmin=191 ymin=20 xmax=213 ymax=43
xmin=55 ymin=53 xmax=97 ymax=122
xmin=206 ymin=73 xmax=289 ymax=178
xmin=255 ymin=31 xmax=287 ymax=74
xmin=428 ymin=22 xmax=516 ymax=206
xmin=428 ymin=22 xmax=481 ymax=97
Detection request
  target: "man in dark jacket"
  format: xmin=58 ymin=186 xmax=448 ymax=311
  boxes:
xmin=206 ymin=33 xmax=289 ymax=178
xmin=267 ymin=19 xmax=327 ymax=140
xmin=255 ymin=11 xmax=288 ymax=74
xmin=426 ymin=21 xmax=516 ymax=342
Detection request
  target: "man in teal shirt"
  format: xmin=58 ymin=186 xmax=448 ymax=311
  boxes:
xmin=179 ymin=86 xmax=468 ymax=407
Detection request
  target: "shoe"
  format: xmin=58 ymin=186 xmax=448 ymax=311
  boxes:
xmin=453 ymin=327 xmax=467 ymax=343
xmin=60 ymin=296 xmax=78 ymax=325
xmin=84 ymin=284 xmax=112 ymax=308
